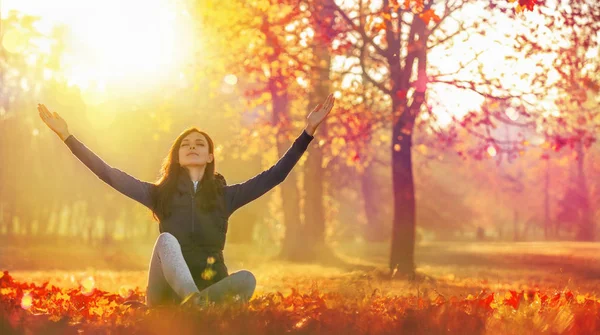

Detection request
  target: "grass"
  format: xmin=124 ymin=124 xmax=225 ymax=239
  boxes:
xmin=2 ymin=240 xmax=600 ymax=334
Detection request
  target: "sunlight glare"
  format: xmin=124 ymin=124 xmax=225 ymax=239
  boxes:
xmin=506 ymin=107 xmax=520 ymax=121
xmin=2 ymin=29 xmax=28 ymax=53
xmin=20 ymin=292 xmax=33 ymax=310
xmin=118 ymin=285 xmax=134 ymax=299
xmin=80 ymin=276 xmax=96 ymax=296
xmin=426 ymin=2 xmax=551 ymax=128
xmin=224 ymin=74 xmax=238 ymax=86
xmin=429 ymin=85 xmax=483 ymax=127
xmin=2 ymin=0 xmax=197 ymax=95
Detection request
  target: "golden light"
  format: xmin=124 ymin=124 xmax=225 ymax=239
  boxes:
xmin=487 ymin=145 xmax=497 ymax=157
xmin=20 ymin=292 xmax=33 ymax=310
xmin=1 ymin=29 xmax=28 ymax=53
xmin=296 ymin=76 xmax=308 ymax=88
xmin=224 ymin=74 xmax=238 ymax=86
xmin=2 ymin=0 xmax=197 ymax=96
xmin=118 ymin=285 xmax=134 ymax=299
xmin=425 ymin=3 xmax=553 ymax=128
xmin=80 ymin=275 xmax=96 ymax=296
xmin=20 ymin=78 xmax=30 ymax=92
xmin=294 ymin=317 xmax=309 ymax=329
xmin=429 ymin=85 xmax=482 ymax=127
xmin=43 ymin=69 xmax=53 ymax=81
xmin=201 ymin=268 xmax=216 ymax=280
xmin=506 ymin=107 xmax=520 ymax=121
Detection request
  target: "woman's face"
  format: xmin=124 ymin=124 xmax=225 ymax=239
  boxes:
xmin=178 ymin=132 xmax=213 ymax=167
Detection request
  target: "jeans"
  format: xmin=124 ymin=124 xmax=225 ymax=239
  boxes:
xmin=145 ymin=232 xmax=256 ymax=307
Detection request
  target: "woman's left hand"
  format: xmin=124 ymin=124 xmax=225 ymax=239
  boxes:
xmin=305 ymin=94 xmax=336 ymax=136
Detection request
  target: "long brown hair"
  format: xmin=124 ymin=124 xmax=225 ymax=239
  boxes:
xmin=150 ymin=127 xmax=225 ymax=221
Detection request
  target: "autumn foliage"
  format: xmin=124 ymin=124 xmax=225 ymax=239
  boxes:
xmin=2 ymin=270 xmax=600 ymax=334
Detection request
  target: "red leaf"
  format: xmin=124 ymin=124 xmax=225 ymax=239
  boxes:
xmin=503 ymin=290 xmax=523 ymax=310
xmin=518 ymin=0 xmax=538 ymax=11
xmin=564 ymin=291 xmax=574 ymax=302
xmin=418 ymin=9 xmax=440 ymax=25
xmin=396 ymin=89 xmax=407 ymax=100
xmin=373 ymin=22 xmax=387 ymax=32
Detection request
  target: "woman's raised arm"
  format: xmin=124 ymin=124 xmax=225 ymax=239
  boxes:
xmin=223 ymin=94 xmax=336 ymax=215
xmin=223 ymin=129 xmax=314 ymax=215
xmin=38 ymin=104 xmax=155 ymax=210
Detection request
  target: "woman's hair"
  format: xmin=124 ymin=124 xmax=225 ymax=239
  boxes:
xmin=150 ymin=127 xmax=226 ymax=221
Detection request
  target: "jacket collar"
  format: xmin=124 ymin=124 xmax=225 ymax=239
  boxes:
xmin=176 ymin=166 xmax=227 ymax=194
xmin=177 ymin=165 xmax=198 ymax=195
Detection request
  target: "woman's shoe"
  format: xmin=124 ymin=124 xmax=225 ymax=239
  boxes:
xmin=180 ymin=291 xmax=208 ymax=309
xmin=122 ymin=300 xmax=149 ymax=311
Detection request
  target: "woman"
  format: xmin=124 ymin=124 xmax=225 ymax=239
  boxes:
xmin=37 ymin=94 xmax=336 ymax=308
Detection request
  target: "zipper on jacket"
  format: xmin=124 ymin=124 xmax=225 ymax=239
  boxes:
xmin=191 ymin=183 xmax=195 ymax=233
xmin=191 ymin=181 xmax=202 ymax=233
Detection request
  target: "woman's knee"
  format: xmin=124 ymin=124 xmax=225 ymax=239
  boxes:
xmin=156 ymin=232 xmax=179 ymax=248
xmin=232 ymin=270 xmax=256 ymax=289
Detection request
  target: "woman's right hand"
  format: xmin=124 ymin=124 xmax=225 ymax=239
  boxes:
xmin=38 ymin=104 xmax=70 ymax=141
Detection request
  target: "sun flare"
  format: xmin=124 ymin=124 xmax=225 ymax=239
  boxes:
xmin=2 ymin=0 xmax=198 ymax=95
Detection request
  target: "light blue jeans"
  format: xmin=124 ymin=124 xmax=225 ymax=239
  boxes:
xmin=145 ymin=233 xmax=256 ymax=307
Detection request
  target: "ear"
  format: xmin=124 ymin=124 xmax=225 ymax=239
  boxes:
xmin=208 ymin=153 xmax=214 ymax=163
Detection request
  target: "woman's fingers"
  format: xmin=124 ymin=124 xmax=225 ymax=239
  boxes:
xmin=324 ymin=95 xmax=334 ymax=112
xmin=41 ymin=104 xmax=52 ymax=118
xmin=312 ymin=103 xmax=323 ymax=113
xmin=310 ymin=94 xmax=336 ymax=116
xmin=38 ymin=105 xmax=49 ymax=121
xmin=38 ymin=104 xmax=49 ymax=118
xmin=319 ymin=95 xmax=331 ymax=112
xmin=43 ymin=105 xmax=53 ymax=119
xmin=37 ymin=104 xmax=58 ymax=130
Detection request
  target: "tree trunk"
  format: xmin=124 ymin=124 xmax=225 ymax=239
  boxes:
xmin=390 ymin=121 xmax=416 ymax=275
xmin=276 ymin=139 xmax=303 ymax=260
xmin=513 ymin=210 xmax=519 ymax=241
xmin=303 ymin=132 xmax=326 ymax=252
xmin=4 ymin=200 xmax=15 ymax=237
xmin=362 ymin=162 xmax=387 ymax=242
xmin=388 ymin=12 xmax=427 ymax=277
xmin=575 ymin=143 xmax=594 ymax=241
xmin=257 ymin=14 xmax=305 ymax=261
xmin=272 ymin=89 xmax=303 ymax=261
xmin=227 ymin=154 xmax=263 ymax=244
xmin=301 ymin=0 xmax=335 ymax=261
xmin=544 ymin=158 xmax=550 ymax=240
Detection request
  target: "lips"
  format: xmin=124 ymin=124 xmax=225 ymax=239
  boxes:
xmin=187 ymin=153 xmax=199 ymax=156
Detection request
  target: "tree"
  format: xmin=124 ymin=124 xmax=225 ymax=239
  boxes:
xmin=505 ymin=0 xmax=599 ymax=240
xmin=193 ymin=0 xmax=321 ymax=259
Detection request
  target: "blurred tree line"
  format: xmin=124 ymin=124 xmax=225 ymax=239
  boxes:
xmin=0 ymin=1 xmax=599 ymax=277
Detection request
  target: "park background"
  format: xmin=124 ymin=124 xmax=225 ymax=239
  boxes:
xmin=1 ymin=0 xmax=599 ymax=334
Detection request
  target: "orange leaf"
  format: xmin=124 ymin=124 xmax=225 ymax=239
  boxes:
xmin=419 ymin=9 xmax=440 ymax=25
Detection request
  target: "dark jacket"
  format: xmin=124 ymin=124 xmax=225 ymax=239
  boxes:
xmin=63 ymin=129 xmax=314 ymax=289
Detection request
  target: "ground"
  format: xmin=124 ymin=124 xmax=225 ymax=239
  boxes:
xmin=1 ymin=240 xmax=600 ymax=334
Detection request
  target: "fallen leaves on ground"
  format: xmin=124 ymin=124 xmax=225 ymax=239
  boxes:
xmin=2 ymin=270 xmax=600 ymax=334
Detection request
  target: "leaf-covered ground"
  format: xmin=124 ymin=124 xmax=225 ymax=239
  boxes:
xmin=2 ymin=241 xmax=600 ymax=334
